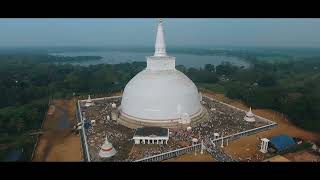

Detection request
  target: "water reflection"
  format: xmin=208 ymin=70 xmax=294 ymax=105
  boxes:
xmin=51 ymin=50 xmax=250 ymax=68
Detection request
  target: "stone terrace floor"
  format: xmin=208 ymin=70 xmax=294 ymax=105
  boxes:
xmin=79 ymin=96 xmax=272 ymax=161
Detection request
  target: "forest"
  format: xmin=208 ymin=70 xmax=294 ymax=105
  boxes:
xmin=0 ymin=49 xmax=319 ymax=161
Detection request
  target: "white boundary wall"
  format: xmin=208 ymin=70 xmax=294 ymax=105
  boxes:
xmin=77 ymin=100 xmax=91 ymax=162
xmin=78 ymin=95 xmax=277 ymax=162
xmin=78 ymin=95 xmax=121 ymax=103
xmin=134 ymin=143 xmax=202 ymax=162
xmin=134 ymin=122 xmax=277 ymax=162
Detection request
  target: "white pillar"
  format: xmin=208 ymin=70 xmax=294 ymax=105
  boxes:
xmin=260 ymin=138 xmax=269 ymax=153
xmin=201 ymin=140 xmax=204 ymax=155
xmin=221 ymin=133 xmax=224 ymax=148
xmin=264 ymin=141 xmax=268 ymax=151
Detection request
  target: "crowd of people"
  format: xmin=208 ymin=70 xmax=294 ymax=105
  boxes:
xmin=81 ymin=97 xmax=135 ymax=162
xmin=204 ymin=139 xmax=235 ymax=162
xmin=79 ymin=96 xmax=271 ymax=161
xmin=192 ymin=97 xmax=270 ymax=137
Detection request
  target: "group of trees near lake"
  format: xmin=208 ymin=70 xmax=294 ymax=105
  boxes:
xmin=197 ymin=59 xmax=320 ymax=132
xmin=0 ymin=54 xmax=121 ymax=160
xmin=0 ymin=51 xmax=319 ymax=160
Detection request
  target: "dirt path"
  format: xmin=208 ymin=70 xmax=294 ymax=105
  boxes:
xmin=164 ymin=151 xmax=215 ymax=162
xmin=202 ymin=91 xmax=320 ymax=161
xmin=32 ymin=98 xmax=81 ymax=162
xmin=284 ymin=150 xmax=320 ymax=162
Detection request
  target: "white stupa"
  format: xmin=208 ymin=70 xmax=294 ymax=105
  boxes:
xmin=85 ymin=95 xmax=94 ymax=107
xmin=244 ymin=107 xmax=255 ymax=122
xmin=118 ymin=19 xmax=207 ymax=129
xmin=99 ymin=136 xmax=117 ymax=158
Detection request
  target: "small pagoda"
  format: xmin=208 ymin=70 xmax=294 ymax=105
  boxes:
xmin=244 ymin=107 xmax=255 ymax=122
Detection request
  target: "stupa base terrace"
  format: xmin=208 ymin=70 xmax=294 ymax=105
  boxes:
xmin=117 ymin=106 xmax=208 ymax=129
xmin=76 ymin=95 xmax=277 ymax=162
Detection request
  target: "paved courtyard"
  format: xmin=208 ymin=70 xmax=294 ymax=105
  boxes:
xmin=79 ymin=96 xmax=272 ymax=161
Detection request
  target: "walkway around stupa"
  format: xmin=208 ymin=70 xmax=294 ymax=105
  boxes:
xmin=77 ymin=95 xmax=277 ymax=162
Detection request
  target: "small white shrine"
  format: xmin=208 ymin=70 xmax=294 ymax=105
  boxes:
xmin=260 ymin=138 xmax=269 ymax=153
xmin=244 ymin=107 xmax=255 ymax=122
xmin=111 ymin=112 xmax=118 ymax=121
xmin=85 ymin=95 xmax=94 ymax=107
xmin=192 ymin=138 xmax=198 ymax=145
xmin=111 ymin=102 xmax=118 ymax=121
xmin=111 ymin=103 xmax=117 ymax=109
xmin=213 ymin=133 xmax=220 ymax=139
xmin=180 ymin=113 xmax=191 ymax=124
xmin=99 ymin=136 xmax=117 ymax=158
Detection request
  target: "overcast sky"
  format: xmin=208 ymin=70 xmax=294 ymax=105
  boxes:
xmin=0 ymin=18 xmax=320 ymax=48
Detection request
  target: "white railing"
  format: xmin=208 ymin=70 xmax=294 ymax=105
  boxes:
xmin=134 ymin=122 xmax=276 ymax=162
xmin=77 ymin=94 xmax=276 ymax=162
xmin=77 ymin=100 xmax=91 ymax=162
xmin=134 ymin=143 xmax=202 ymax=162
xmin=79 ymin=95 xmax=121 ymax=103
xmin=209 ymin=123 xmax=277 ymax=145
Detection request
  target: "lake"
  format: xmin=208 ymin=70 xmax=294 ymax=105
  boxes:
xmin=51 ymin=50 xmax=250 ymax=68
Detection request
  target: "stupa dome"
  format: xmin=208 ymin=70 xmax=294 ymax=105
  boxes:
xmin=118 ymin=19 xmax=206 ymax=128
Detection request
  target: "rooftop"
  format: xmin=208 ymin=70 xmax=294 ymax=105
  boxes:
xmin=134 ymin=127 xmax=168 ymax=137
xmin=269 ymin=134 xmax=296 ymax=151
